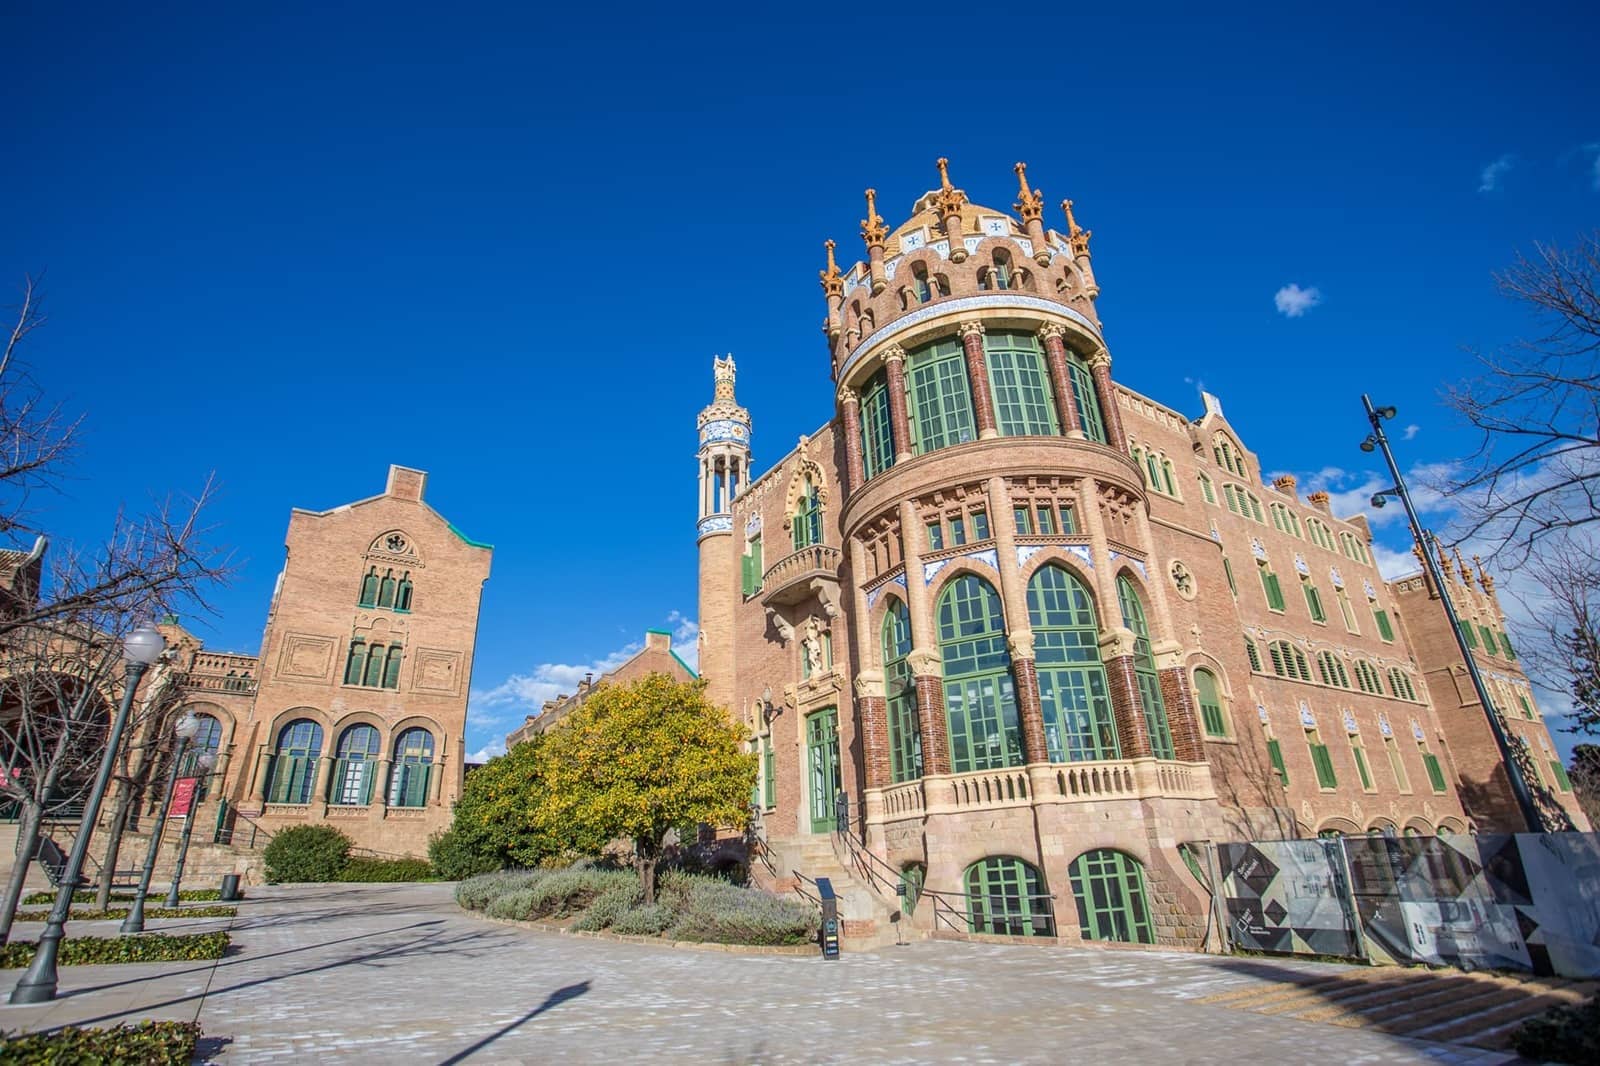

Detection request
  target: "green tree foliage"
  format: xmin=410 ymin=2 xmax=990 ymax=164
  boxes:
xmin=0 ymin=1021 xmax=203 ymax=1064
xmin=535 ymin=674 xmax=756 ymax=903
xmin=435 ymin=733 xmax=566 ymax=872
xmin=262 ymin=825 xmax=352 ymax=883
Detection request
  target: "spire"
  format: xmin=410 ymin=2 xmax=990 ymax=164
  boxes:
xmin=1061 ymin=198 xmax=1092 ymax=257
xmin=1013 ymin=162 xmax=1043 ymax=221
xmin=1473 ymin=554 xmax=1496 ymax=592
xmin=713 ymin=355 xmax=737 ymax=402
xmin=819 ymin=239 xmax=844 ymax=298
xmin=1453 ymin=547 xmax=1472 ymax=584
xmin=933 ymin=157 xmax=969 ymax=261
xmin=860 ymin=189 xmax=887 ymax=249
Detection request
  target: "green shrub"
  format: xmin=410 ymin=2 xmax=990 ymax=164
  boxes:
xmin=456 ymin=869 xmax=547 ymax=910
xmin=428 ymin=827 xmax=503 ymax=881
xmin=263 ymin=824 xmax=353 ymax=883
xmin=338 ymin=857 xmax=438 ymax=882
xmin=0 ymin=931 xmax=230 ymax=968
xmin=666 ymin=877 xmax=819 ymax=946
xmin=484 ymin=887 xmax=541 ymax=921
xmin=523 ymin=868 xmax=636 ymax=919
xmin=1511 ymin=993 xmax=1600 ymax=1064
xmin=0 ymin=1021 xmax=201 ymax=1064
xmin=610 ymin=902 xmax=675 ymax=937
xmin=13 ymin=906 xmax=237 ymax=922
xmin=22 ymin=888 xmax=229 ymax=905
xmin=571 ymin=884 xmax=642 ymax=931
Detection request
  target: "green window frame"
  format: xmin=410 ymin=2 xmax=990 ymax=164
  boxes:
xmin=1068 ymin=849 xmax=1154 ymax=944
xmin=1029 ymin=565 xmax=1119 ymax=761
xmin=358 ymin=568 xmax=378 ymax=608
xmin=1551 ymin=760 xmax=1573 ymax=792
xmin=1260 ymin=564 xmax=1285 ymax=612
xmin=1499 ymin=632 xmax=1516 ymax=659
xmin=966 ymin=856 xmax=1054 ymax=937
xmin=1308 ymin=735 xmax=1338 ymax=789
xmin=1421 ymin=749 xmax=1447 ymax=793
xmin=1245 ymin=638 xmax=1263 ymax=672
xmin=265 ymin=720 xmax=323 ymax=805
xmin=1351 ymin=740 xmax=1374 ymax=791
xmin=1477 ymin=625 xmax=1498 ymax=655
xmin=1266 ymin=737 xmax=1288 ymax=787
xmin=985 ymin=331 xmax=1059 ymax=437
xmin=1064 ymin=353 xmax=1106 ymax=443
xmin=376 ymin=569 xmax=396 ymax=609
xmin=1303 ymin=581 xmax=1327 ymax=623
xmin=882 ymin=599 xmax=923 ymax=783
xmin=394 ymin=573 xmax=413 ymax=611
xmin=949 ymin=515 xmax=967 ymax=546
xmin=1035 ymin=504 xmax=1056 ymax=536
xmin=332 ymin=724 xmax=380 ymax=805
xmin=860 ymin=370 xmax=895 ymax=479
xmin=741 ymin=535 xmax=764 ymax=597
xmin=792 ymin=480 xmax=822 ymax=550
xmin=362 ymin=644 xmax=386 ymax=688
xmin=1223 ymin=556 xmax=1236 ymax=597
xmin=1194 ymin=668 xmax=1226 ymax=737
xmin=1373 ymin=607 xmax=1395 ymax=642
xmin=806 ymin=707 xmax=842 ymax=832
xmin=925 ymin=520 xmax=944 ymax=551
xmin=1458 ymin=620 xmax=1479 ymax=649
xmin=762 ymin=736 xmax=776 ymax=808
xmin=1058 ymin=503 xmax=1077 ymax=534
xmin=906 ymin=338 xmax=975 ymax=455
xmin=971 ymin=509 xmax=991 ymax=540
xmin=899 ymin=864 xmax=925 ymax=916
xmin=382 ymin=645 xmax=403 ymax=690
xmin=1117 ymin=575 xmax=1175 ymax=760
xmin=1013 ymin=505 xmax=1032 ymax=535
xmin=939 ymin=575 xmax=1022 ymax=773
xmin=389 ymin=728 xmax=435 ymax=808
xmin=344 ymin=640 xmax=365 ymax=685
xmin=1518 ymin=694 xmax=1535 ymax=720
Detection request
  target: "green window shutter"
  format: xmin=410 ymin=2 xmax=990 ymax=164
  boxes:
xmin=1304 ymin=584 xmax=1326 ymax=623
xmin=740 ymin=553 xmax=752 ymax=596
xmin=344 ymin=642 xmax=365 ymax=685
xmin=1422 ymin=752 xmax=1447 ymax=793
xmin=1458 ymin=620 xmax=1478 ymax=649
xmin=1266 ymin=738 xmax=1288 ymax=786
xmin=762 ymin=741 xmax=776 ymax=807
xmin=1223 ymin=557 xmax=1236 ymax=597
xmin=751 ymin=538 xmax=763 ymax=592
xmin=1478 ymin=625 xmax=1497 ymax=655
xmin=1311 ymin=743 xmax=1338 ymax=789
xmin=1552 ymin=761 xmax=1573 ymax=791
xmin=1261 ymin=569 xmax=1285 ymax=611
xmin=1353 ymin=745 xmax=1373 ymax=790
xmin=1245 ymin=640 xmax=1262 ymax=672
xmin=1499 ymin=632 xmax=1516 ymax=659
xmin=1519 ymin=695 xmax=1535 ymax=720
xmin=1199 ymin=476 xmax=1215 ymax=504
xmin=1195 ymin=671 xmax=1225 ymax=737
xmin=1374 ymin=608 xmax=1395 ymax=642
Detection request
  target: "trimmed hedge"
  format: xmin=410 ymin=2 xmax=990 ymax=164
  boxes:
xmin=428 ymin=827 xmax=503 ymax=881
xmin=22 ymin=888 xmax=229 ymax=905
xmin=1511 ymin=993 xmax=1600 ymax=1064
xmin=338 ymin=857 xmax=439 ymax=882
xmin=264 ymin=824 xmax=352 ymax=883
xmin=0 ymin=931 xmax=230 ymax=968
xmin=12 ymin=906 xmax=237 ymax=922
xmin=0 ymin=1021 xmax=201 ymax=1064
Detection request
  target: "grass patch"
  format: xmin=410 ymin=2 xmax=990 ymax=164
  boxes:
xmin=0 ymin=931 xmax=230 ymax=968
xmin=0 ymin=1021 xmax=201 ymax=1064
xmin=338 ymin=857 xmax=439 ymax=882
xmin=12 ymin=905 xmax=237 ymax=922
xmin=22 ymin=888 xmax=230 ymax=905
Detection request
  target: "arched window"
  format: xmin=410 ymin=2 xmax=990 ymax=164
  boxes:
xmin=1213 ymin=435 xmax=1245 ymax=477
xmin=363 ymin=644 xmax=386 ymax=688
xmin=938 ymin=575 xmax=1020 ymax=772
xmin=395 ymin=572 xmax=414 ymax=612
xmin=859 ymin=370 xmax=895 ymax=479
xmin=333 ymin=724 xmax=381 ymax=805
xmin=984 ymin=331 xmax=1058 ymax=438
xmin=1315 ymin=652 xmax=1351 ymax=689
xmin=344 ymin=639 xmax=365 ymax=685
xmin=792 ymin=478 xmax=822 ymax=550
xmin=358 ymin=567 xmax=379 ymax=608
xmin=1197 ymin=473 xmax=1216 ymax=504
xmin=964 ymin=856 xmax=1053 ymax=937
xmin=377 ymin=569 xmax=397 ymax=609
xmin=882 ymin=599 xmax=922 ymax=783
xmin=1388 ymin=668 xmax=1417 ymax=701
xmin=1245 ymin=637 xmax=1263 ymax=673
xmin=1194 ymin=669 xmax=1227 ymax=737
xmin=1116 ymin=576 xmax=1175 ymax=759
xmin=1068 ymin=849 xmax=1155 ymax=944
xmin=266 ymin=719 xmax=323 ymax=805
xmin=178 ymin=713 xmax=225 ymax=789
xmin=1144 ymin=451 xmax=1163 ymax=490
xmin=389 ymin=727 xmax=436 ymax=808
xmin=1354 ymin=660 xmax=1383 ymax=694
xmin=980 ymin=250 xmax=1014 ymax=291
xmin=1160 ymin=458 xmax=1179 ymax=497
xmin=383 ymin=645 xmax=404 ymax=690
xmin=911 ymin=262 xmax=933 ymax=303
xmin=1028 ymin=565 xmax=1118 ymax=761
xmin=1269 ymin=640 xmax=1312 ymax=682
xmin=1064 ymin=351 xmax=1107 ymax=444
xmin=907 ymin=337 xmax=975 ymax=455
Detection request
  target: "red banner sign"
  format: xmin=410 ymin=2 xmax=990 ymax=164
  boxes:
xmin=170 ymin=777 xmax=200 ymax=817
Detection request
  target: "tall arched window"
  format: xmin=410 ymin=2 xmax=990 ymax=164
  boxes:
xmin=377 ymin=569 xmax=397 ymax=609
xmin=344 ymin=639 xmax=365 ymax=685
xmin=1116 ymin=576 xmax=1175 ymax=759
xmin=358 ymin=567 xmax=379 ymax=608
xmin=1069 ymin=849 xmax=1155 ymax=943
xmin=1213 ymin=434 xmax=1245 ymax=477
xmin=859 ymin=370 xmax=895 ymax=479
xmin=985 ymin=331 xmax=1058 ymax=437
xmin=964 ymin=856 xmax=1053 ymax=937
xmin=882 ymin=599 xmax=922 ymax=782
xmin=938 ymin=575 xmax=1020 ymax=772
xmin=907 ymin=337 xmax=975 ymax=454
xmin=792 ymin=478 xmax=822 ymax=550
xmin=363 ymin=644 xmax=386 ymax=688
xmin=266 ymin=719 xmax=323 ymax=805
xmin=179 ymin=713 xmax=225 ymax=795
xmin=1028 ymin=565 xmax=1118 ymax=761
xmin=333 ymin=724 xmax=381 ymax=805
xmin=1194 ymin=669 xmax=1227 ymax=737
xmin=395 ymin=572 xmax=414 ymax=611
xmin=1064 ymin=351 xmax=1106 ymax=444
xmin=389 ymin=727 xmax=436 ymax=808
xmin=910 ymin=261 xmax=933 ymax=303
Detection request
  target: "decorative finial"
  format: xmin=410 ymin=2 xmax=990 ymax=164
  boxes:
xmin=819 ymin=239 xmax=843 ymax=297
xmin=860 ymin=189 xmax=887 ymax=248
xmin=937 ymin=157 xmax=952 ymax=190
xmin=1453 ymin=547 xmax=1471 ymax=583
xmin=1061 ymin=198 xmax=1092 ymax=257
xmin=1473 ymin=554 xmax=1495 ymax=592
xmin=1013 ymin=162 xmax=1043 ymax=221
xmin=712 ymin=355 xmax=737 ymax=402
xmin=932 ymin=157 xmax=968 ymax=220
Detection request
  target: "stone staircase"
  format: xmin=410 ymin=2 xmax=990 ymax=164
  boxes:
xmin=754 ymin=833 xmax=913 ymax=950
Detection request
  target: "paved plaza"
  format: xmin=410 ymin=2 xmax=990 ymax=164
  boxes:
xmin=0 ymin=882 xmax=1537 ymax=1063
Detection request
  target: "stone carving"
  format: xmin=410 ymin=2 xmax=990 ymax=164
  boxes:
xmin=1008 ymin=628 xmax=1036 ymax=659
xmin=1169 ymin=560 xmax=1195 ymax=600
xmin=906 ymin=647 xmax=942 ymax=677
xmin=278 ymin=634 xmax=334 ymax=681
xmin=1097 ymin=627 xmax=1138 ymax=660
xmin=853 ymin=670 xmax=885 ymax=700
xmin=767 ymin=608 xmax=795 ymax=645
xmin=413 ymin=648 xmax=464 ymax=696
xmin=802 ymin=618 xmax=825 ymax=677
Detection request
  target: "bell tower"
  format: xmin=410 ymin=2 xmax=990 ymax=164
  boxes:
xmin=695 ymin=355 xmax=750 ymax=712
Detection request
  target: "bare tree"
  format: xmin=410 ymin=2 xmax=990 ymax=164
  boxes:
xmin=1500 ymin=541 xmax=1600 ymax=737
xmin=1571 ymin=744 xmax=1600 ymax=828
xmin=1443 ymin=231 xmax=1600 ymax=562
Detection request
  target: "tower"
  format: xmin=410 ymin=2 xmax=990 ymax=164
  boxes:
xmin=696 ymin=355 xmax=750 ymax=713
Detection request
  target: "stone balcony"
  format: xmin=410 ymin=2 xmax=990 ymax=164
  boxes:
xmin=760 ymin=544 xmax=842 ymax=608
xmin=869 ymin=758 xmax=1215 ymax=826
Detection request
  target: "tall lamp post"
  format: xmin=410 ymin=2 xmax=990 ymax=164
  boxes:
xmin=120 ymin=713 xmax=199 ymax=934
xmin=11 ymin=623 xmax=166 ymax=1004
xmin=164 ymin=750 xmax=216 ymax=907
xmin=1359 ymin=395 xmax=1558 ymax=833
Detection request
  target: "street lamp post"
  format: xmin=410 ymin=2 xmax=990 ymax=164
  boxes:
xmin=11 ymin=623 xmax=167 ymax=1004
xmin=120 ymin=713 xmax=199 ymax=934
xmin=164 ymin=750 xmax=216 ymax=907
xmin=1359 ymin=395 xmax=1556 ymax=833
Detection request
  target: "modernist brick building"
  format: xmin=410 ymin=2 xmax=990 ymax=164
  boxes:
xmin=698 ymin=160 xmax=1585 ymax=948
xmin=163 ymin=465 xmax=492 ymax=857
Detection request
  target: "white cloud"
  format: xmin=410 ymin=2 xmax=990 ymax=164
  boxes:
xmin=1403 ymin=424 xmax=1420 ymax=441
xmin=467 ymin=741 xmax=505 ymax=764
xmin=1274 ymin=283 xmax=1322 ymax=318
xmin=1479 ymin=154 xmax=1514 ymax=193
xmin=1586 ymin=143 xmax=1600 ymax=191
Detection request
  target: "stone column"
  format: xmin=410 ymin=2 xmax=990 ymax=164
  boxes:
xmin=838 ymin=386 xmax=864 ymax=491
xmin=1037 ymin=324 xmax=1084 ymax=438
xmin=1088 ymin=350 xmax=1126 ymax=451
xmin=429 ymin=756 xmax=446 ymax=803
xmin=1010 ymin=632 xmax=1049 ymax=764
xmin=312 ymin=755 xmax=336 ymax=809
xmin=373 ymin=759 xmax=392 ymax=809
xmin=253 ymin=747 xmax=273 ymax=804
xmin=884 ymin=345 xmax=913 ymax=461
xmin=1100 ymin=631 xmax=1152 ymax=758
xmin=958 ymin=321 xmax=999 ymax=440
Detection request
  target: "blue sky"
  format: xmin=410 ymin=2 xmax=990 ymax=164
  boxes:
xmin=5 ymin=4 xmax=1598 ymax=762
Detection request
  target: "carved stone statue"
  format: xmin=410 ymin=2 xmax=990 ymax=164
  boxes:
xmin=802 ymin=617 xmax=825 ymax=676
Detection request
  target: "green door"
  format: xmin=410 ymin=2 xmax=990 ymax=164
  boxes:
xmin=807 ymin=707 xmax=841 ymax=833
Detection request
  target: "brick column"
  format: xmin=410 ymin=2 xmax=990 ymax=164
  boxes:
xmin=910 ymin=656 xmax=951 ymax=776
xmin=855 ymin=673 xmax=892 ymax=789
xmin=1011 ymin=634 xmax=1049 ymax=764
xmin=1037 ymin=324 xmax=1083 ymax=438
xmin=1158 ymin=666 xmax=1205 ymax=761
xmin=1088 ymin=350 xmax=1126 ymax=451
xmin=838 ymin=385 xmax=864 ymax=491
xmin=1101 ymin=633 xmax=1151 ymax=758
xmin=883 ymin=346 xmax=913 ymax=461
xmin=958 ymin=321 xmax=998 ymax=440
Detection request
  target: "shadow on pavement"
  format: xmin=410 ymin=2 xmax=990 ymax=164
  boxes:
xmin=438 ymin=981 xmax=592 ymax=1064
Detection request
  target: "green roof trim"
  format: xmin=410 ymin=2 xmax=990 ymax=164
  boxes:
xmin=449 ymin=523 xmax=494 ymax=549
xmin=646 ymin=627 xmax=672 ymax=636
xmin=670 ymin=648 xmax=699 ymax=679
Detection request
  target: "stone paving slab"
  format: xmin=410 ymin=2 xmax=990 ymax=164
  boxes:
xmin=0 ymin=882 xmax=1533 ymax=1063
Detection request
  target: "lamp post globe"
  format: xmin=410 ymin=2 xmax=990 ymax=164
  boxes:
xmin=124 ymin=623 xmax=166 ymax=666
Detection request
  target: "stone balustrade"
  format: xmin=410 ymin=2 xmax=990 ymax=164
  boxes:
xmin=871 ymin=758 xmax=1215 ymax=824
xmin=760 ymin=544 xmax=843 ymax=607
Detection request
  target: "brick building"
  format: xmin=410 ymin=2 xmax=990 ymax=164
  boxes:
xmin=697 ymin=160 xmax=1586 ymax=949
xmin=503 ymin=628 xmax=697 ymax=747
xmin=164 ymin=465 xmax=492 ymax=857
